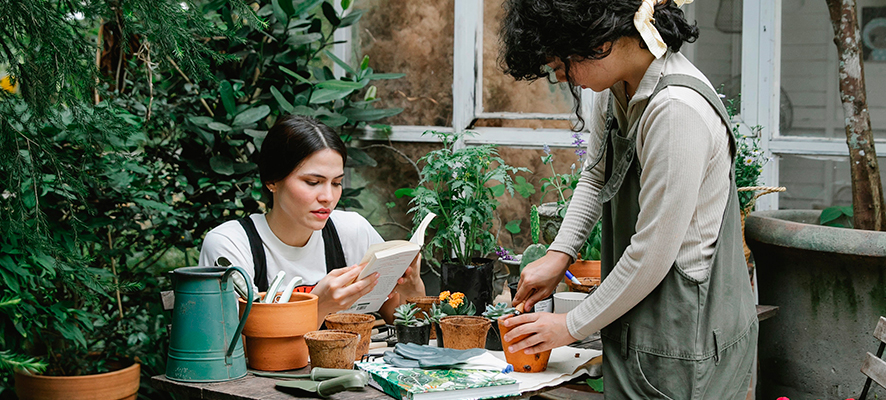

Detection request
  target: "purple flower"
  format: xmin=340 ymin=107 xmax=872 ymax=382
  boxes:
xmin=496 ymin=246 xmax=516 ymax=261
xmin=543 ymin=144 xmax=551 ymax=155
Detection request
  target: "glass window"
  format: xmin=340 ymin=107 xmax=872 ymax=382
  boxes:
xmin=352 ymin=0 xmax=454 ymax=127
xmin=684 ymin=1 xmax=743 ymax=101
xmin=778 ymin=154 xmax=886 ymax=209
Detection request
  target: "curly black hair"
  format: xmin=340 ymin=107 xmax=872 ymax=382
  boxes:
xmin=499 ymin=0 xmax=699 ymax=129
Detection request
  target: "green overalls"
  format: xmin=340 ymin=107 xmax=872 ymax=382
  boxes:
xmin=595 ymin=75 xmax=758 ymax=399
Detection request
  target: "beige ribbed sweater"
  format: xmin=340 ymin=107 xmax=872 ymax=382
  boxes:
xmin=549 ymin=52 xmax=732 ymax=340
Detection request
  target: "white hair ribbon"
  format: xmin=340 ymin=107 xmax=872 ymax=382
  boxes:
xmin=634 ymin=0 xmax=694 ymax=59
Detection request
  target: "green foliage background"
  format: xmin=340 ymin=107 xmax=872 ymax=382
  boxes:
xmin=0 ymin=0 xmax=402 ymax=397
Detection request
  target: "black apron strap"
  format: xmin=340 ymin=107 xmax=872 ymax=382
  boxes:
xmin=321 ymin=217 xmax=348 ymax=273
xmin=237 ymin=217 xmax=269 ymax=292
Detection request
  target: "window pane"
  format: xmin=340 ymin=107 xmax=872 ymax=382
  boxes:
xmin=778 ymin=154 xmax=886 ymax=210
xmin=479 ymin=0 xmax=575 ymax=121
xmin=780 ymin=1 xmax=886 ymax=139
xmin=684 ymin=1 xmax=742 ymax=108
xmin=352 ymin=1 xmax=454 ymax=127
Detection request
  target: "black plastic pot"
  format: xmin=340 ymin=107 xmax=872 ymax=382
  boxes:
xmin=507 ymin=281 xmax=553 ymax=313
xmin=484 ymin=321 xmax=503 ymax=351
xmin=441 ymin=257 xmax=494 ymax=315
xmin=434 ymin=324 xmax=444 ymax=347
xmin=395 ymin=324 xmax=430 ymax=346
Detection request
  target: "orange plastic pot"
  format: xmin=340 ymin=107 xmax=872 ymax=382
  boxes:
xmin=323 ymin=313 xmax=375 ymax=360
xmin=15 ymin=362 xmax=140 ymax=400
xmin=498 ymin=317 xmax=551 ymax=373
xmin=567 ymin=260 xmax=601 ymax=279
xmin=238 ymin=291 xmax=318 ymax=371
xmin=439 ymin=316 xmax=490 ymax=350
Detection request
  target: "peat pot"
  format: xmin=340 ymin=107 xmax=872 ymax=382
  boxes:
xmin=238 ymin=292 xmax=318 ymax=371
xmin=745 ymin=210 xmax=886 ymax=400
xmin=324 ymin=313 xmax=376 ymax=361
xmin=15 ymin=362 xmax=140 ymax=400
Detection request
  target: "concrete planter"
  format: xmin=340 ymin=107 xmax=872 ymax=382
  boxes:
xmin=745 ymin=210 xmax=886 ymax=400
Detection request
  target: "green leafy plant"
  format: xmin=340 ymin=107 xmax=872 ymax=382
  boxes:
xmin=723 ymin=96 xmax=768 ymax=212
xmin=398 ymin=131 xmax=530 ymax=265
xmin=393 ymin=303 xmax=429 ymax=327
xmin=820 ymin=205 xmax=853 ymax=228
xmin=578 ymin=221 xmax=603 ymax=261
xmin=481 ymin=303 xmax=517 ymax=321
xmin=427 ymin=303 xmax=447 ymax=324
xmin=438 ymin=291 xmax=476 ymax=316
xmin=520 ymin=206 xmax=548 ymax=272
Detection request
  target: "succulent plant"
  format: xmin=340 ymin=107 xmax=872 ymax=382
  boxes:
xmin=393 ymin=303 xmax=429 ymax=327
xmin=482 ymin=302 xmax=517 ymax=321
xmin=427 ymin=302 xmax=447 ymax=324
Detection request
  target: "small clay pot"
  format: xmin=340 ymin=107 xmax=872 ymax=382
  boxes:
xmin=566 ymin=277 xmax=601 ymax=293
xmin=439 ymin=316 xmax=490 ymax=350
xmin=484 ymin=321 xmax=503 ymax=351
xmin=304 ymin=330 xmax=359 ymax=369
xmin=567 ymin=260 xmax=601 ymax=279
xmin=498 ymin=316 xmax=551 ymax=373
xmin=238 ymin=291 xmax=318 ymax=371
xmin=15 ymin=362 xmax=140 ymax=400
xmin=395 ymin=323 xmax=431 ymax=346
xmin=324 ymin=313 xmax=376 ymax=360
xmin=407 ymin=296 xmax=440 ymax=339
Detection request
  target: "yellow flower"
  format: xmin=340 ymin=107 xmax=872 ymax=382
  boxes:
xmin=451 ymin=292 xmax=465 ymax=300
xmin=438 ymin=291 xmax=450 ymax=301
xmin=448 ymin=298 xmax=463 ymax=308
xmin=1 ymin=75 xmax=18 ymax=94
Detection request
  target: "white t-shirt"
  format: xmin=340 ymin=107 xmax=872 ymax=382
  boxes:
xmin=198 ymin=211 xmax=383 ymax=291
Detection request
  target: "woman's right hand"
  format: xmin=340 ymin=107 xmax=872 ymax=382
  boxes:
xmin=512 ymin=251 xmax=572 ymax=311
xmin=311 ymin=264 xmax=379 ymax=326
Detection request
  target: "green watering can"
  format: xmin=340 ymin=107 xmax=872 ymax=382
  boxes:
xmin=166 ymin=266 xmax=253 ymax=382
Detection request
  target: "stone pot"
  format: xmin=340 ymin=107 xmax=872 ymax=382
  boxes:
xmin=238 ymin=292 xmax=318 ymax=371
xmin=407 ymin=296 xmax=440 ymax=339
xmin=15 ymin=362 xmax=140 ymax=400
xmin=498 ymin=317 xmax=551 ymax=373
xmin=439 ymin=316 xmax=490 ymax=350
xmin=746 ymin=210 xmax=886 ymax=400
xmin=441 ymin=258 xmax=495 ymax=316
xmin=304 ymin=330 xmax=359 ymax=369
xmin=395 ymin=323 xmax=431 ymax=346
xmin=537 ymin=202 xmax=567 ymax=244
xmin=323 ymin=313 xmax=375 ymax=361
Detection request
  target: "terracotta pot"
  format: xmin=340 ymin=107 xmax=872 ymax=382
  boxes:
xmin=498 ymin=317 xmax=551 ymax=373
xmin=567 ymin=260 xmax=601 ymax=279
xmin=15 ymin=362 xmax=140 ymax=400
xmin=323 ymin=313 xmax=375 ymax=360
xmin=406 ymin=296 xmax=440 ymax=339
xmin=439 ymin=316 xmax=490 ymax=350
xmin=565 ymin=276 xmax=601 ymax=293
xmin=238 ymin=291 xmax=318 ymax=371
xmin=304 ymin=330 xmax=359 ymax=369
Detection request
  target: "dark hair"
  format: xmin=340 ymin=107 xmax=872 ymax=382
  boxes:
xmin=499 ymin=0 xmax=699 ymax=129
xmin=259 ymin=115 xmax=347 ymax=208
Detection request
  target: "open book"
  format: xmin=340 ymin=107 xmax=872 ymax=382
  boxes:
xmin=345 ymin=212 xmax=436 ymax=313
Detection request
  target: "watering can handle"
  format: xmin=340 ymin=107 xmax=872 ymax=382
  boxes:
xmin=223 ymin=266 xmax=253 ymax=359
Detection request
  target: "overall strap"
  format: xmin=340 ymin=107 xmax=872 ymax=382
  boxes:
xmin=237 ymin=217 xmax=269 ymax=292
xmin=321 ymin=217 xmax=348 ymax=273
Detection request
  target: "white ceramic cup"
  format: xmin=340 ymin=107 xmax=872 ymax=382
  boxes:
xmin=553 ymin=292 xmax=588 ymax=314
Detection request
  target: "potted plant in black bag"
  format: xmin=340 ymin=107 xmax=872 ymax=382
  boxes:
xmin=397 ymin=131 xmax=530 ymax=314
xmin=393 ymin=304 xmax=430 ymax=346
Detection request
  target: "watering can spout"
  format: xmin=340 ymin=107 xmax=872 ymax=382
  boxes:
xmin=166 ymin=266 xmax=253 ymax=382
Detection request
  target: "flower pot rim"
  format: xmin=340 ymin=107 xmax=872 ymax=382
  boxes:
xmin=238 ymin=291 xmax=318 ymax=305
xmin=440 ymin=315 xmax=491 ymax=326
xmin=746 ymin=209 xmax=886 ymax=257
xmin=406 ymin=296 xmax=441 ymax=303
xmin=304 ymin=329 xmax=359 ymax=342
xmin=14 ymin=362 xmax=140 ymax=381
xmin=324 ymin=312 xmax=375 ymax=323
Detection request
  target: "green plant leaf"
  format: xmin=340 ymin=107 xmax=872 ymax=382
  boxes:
xmin=513 ymin=176 xmax=536 ymax=198
xmin=339 ymin=9 xmax=364 ymax=28
xmin=316 ymin=80 xmax=366 ymax=90
xmin=490 ymin=184 xmax=505 ymax=198
xmin=270 ymin=86 xmax=294 ymax=113
xmin=395 ymin=188 xmax=414 ymax=198
xmin=232 ymin=105 xmax=270 ymax=126
xmin=505 ymin=219 xmax=522 ymax=234
xmin=586 ymin=377 xmax=604 ymax=393
xmin=271 ymin=0 xmax=288 ymax=23
xmin=273 ymin=0 xmax=295 ymax=18
xmin=346 ymin=147 xmax=378 ymax=167
xmin=341 ymin=0 xmax=352 ymax=10
xmin=321 ymin=1 xmax=341 ymax=26
xmin=218 ymin=81 xmax=237 ymax=117
xmin=279 ymin=66 xmax=313 ymax=85
xmin=285 ymin=32 xmax=323 ymax=47
xmin=819 ymin=206 xmax=844 ymax=226
xmin=292 ymin=0 xmax=323 ymax=16
xmin=324 ymin=50 xmax=356 ymax=76
xmin=196 ymin=128 xmax=215 ymax=148
xmin=316 ymin=112 xmax=348 ymax=127
xmin=210 ymin=155 xmax=235 ymax=175
xmin=206 ymin=122 xmax=232 ymax=132
xmin=309 ymin=88 xmax=351 ymax=104
xmin=363 ymin=72 xmax=406 ymax=80
xmin=341 ymin=107 xmax=403 ymax=122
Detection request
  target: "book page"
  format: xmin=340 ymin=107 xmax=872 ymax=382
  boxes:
xmin=346 ymin=245 xmax=420 ymax=313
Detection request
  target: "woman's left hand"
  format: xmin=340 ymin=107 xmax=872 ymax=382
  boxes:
xmin=500 ymin=312 xmax=579 ymax=354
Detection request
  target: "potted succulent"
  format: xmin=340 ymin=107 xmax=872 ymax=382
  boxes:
xmin=393 ymin=304 xmax=431 ymax=346
xmin=481 ymin=303 xmax=516 ymax=351
xmin=398 ymin=131 xmax=530 ymax=313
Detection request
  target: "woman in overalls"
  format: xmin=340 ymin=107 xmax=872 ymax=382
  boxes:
xmin=198 ymin=115 xmax=425 ymax=327
xmin=503 ymin=1 xmax=758 ymax=398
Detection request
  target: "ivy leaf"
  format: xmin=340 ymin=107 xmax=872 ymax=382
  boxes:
xmin=341 ymin=107 xmax=403 ymax=122
xmin=270 ymin=86 xmax=294 ymax=113
xmin=505 ymin=219 xmax=522 ymax=234
xmin=233 ymin=105 xmax=270 ymax=127
xmin=218 ymin=81 xmax=236 ymax=116
xmin=210 ymin=155 xmax=235 ymax=175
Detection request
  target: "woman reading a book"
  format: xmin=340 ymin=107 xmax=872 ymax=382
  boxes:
xmin=503 ymin=0 xmax=758 ymax=398
xmin=198 ymin=115 xmax=425 ymax=326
